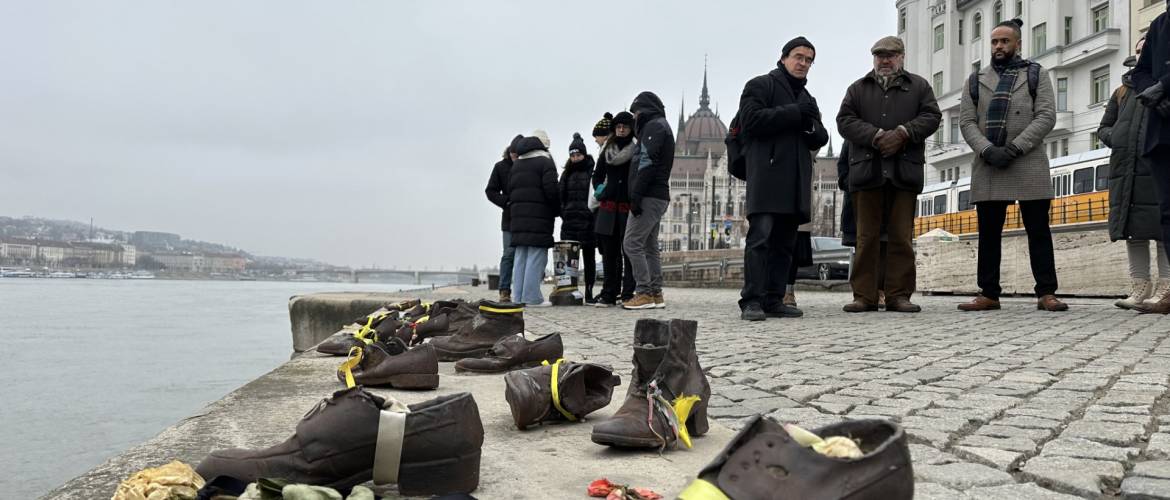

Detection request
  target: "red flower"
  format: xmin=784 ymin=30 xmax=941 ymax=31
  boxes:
xmin=588 ymin=478 xmax=617 ymax=497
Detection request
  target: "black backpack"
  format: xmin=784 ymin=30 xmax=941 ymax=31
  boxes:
xmin=968 ymin=62 xmax=1041 ymax=107
xmin=726 ymin=76 xmax=777 ymax=181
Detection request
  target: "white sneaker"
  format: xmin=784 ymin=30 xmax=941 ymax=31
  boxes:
xmin=1116 ymin=279 xmax=1152 ymax=310
xmin=528 ymin=301 xmax=553 ymax=308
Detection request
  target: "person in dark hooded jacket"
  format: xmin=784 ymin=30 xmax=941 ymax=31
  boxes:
xmin=621 ymin=92 xmax=675 ymax=310
xmin=592 ymin=111 xmax=637 ymax=306
xmin=559 ymin=132 xmax=598 ymax=302
xmin=486 ymin=134 xmax=523 ymax=302
xmin=507 ymin=130 xmax=560 ymax=306
xmin=1100 ymin=37 xmax=1170 ymax=310
xmin=736 ymin=37 xmax=830 ymax=321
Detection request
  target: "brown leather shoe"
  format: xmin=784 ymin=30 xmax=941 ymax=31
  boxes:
xmin=1136 ymin=293 xmax=1170 ymax=314
xmin=1037 ymin=295 xmax=1069 ymax=312
xmin=455 ymin=333 xmax=564 ymax=373
xmin=783 ymin=292 xmax=797 ymax=307
xmin=681 ymin=417 xmax=913 ymax=500
xmin=843 ymin=300 xmax=880 ymax=313
xmin=885 ymin=297 xmax=922 ymax=313
xmin=337 ymin=339 xmax=439 ymax=390
xmin=958 ymin=295 xmax=1000 ymax=311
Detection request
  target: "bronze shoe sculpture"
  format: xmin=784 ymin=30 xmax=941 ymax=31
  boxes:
xmin=318 ymin=310 xmax=399 ymax=356
xmin=430 ymin=300 xmax=525 ymax=361
xmin=454 ymin=333 xmax=563 ymax=373
xmin=679 ymin=417 xmax=913 ymax=500
xmin=195 ymin=388 xmax=484 ymax=496
xmin=336 ymin=338 xmax=439 ymax=390
xmin=590 ymin=318 xmax=710 ymax=449
xmin=503 ymin=359 xmax=621 ymax=430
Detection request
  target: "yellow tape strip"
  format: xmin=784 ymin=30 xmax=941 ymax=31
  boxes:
xmin=542 ymin=359 xmax=576 ymax=421
xmin=354 ymin=315 xmax=377 ymax=341
xmin=479 ymin=305 xmax=524 ymax=314
xmin=677 ymin=479 xmax=730 ymax=500
xmin=338 ymin=346 xmax=363 ymax=388
xmin=673 ymin=395 xmax=702 ymax=448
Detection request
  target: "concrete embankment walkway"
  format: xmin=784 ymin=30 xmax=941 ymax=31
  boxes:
xmin=45 ymin=286 xmax=733 ymax=499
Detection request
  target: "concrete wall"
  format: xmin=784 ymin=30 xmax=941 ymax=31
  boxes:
xmin=288 ymin=292 xmax=400 ymax=352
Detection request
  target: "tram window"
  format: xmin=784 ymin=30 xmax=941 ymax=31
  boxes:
xmin=1052 ymin=178 xmax=1060 ymax=197
xmin=1063 ymin=175 xmax=1071 ymax=197
xmin=958 ymin=190 xmax=971 ymax=211
xmin=1073 ymin=168 xmax=1093 ymax=194
xmin=1095 ymin=164 xmax=1109 ymax=191
xmin=934 ymin=195 xmax=947 ymax=215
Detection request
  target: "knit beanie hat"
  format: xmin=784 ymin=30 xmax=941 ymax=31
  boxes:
xmin=508 ymin=134 xmax=524 ymax=154
xmin=532 ymin=129 xmax=550 ymax=149
xmin=782 ymin=36 xmax=815 ymax=58
xmin=592 ymin=112 xmax=613 ymax=138
xmin=611 ymin=111 xmax=635 ymax=128
xmin=568 ymin=133 xmax=587 ymax=156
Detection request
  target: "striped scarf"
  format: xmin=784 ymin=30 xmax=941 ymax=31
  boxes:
xmin=985 ymin=57 xmax=1030 ymax=147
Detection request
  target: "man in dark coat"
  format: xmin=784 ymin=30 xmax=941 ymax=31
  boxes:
xmin=507 ymin=130 xmax=560 ymax=306
xmin=621 ymin=91 xmax=675 ymax=310
xmin=1132 ymin=2 xmax=1170 ymax=313
xmin=559 ymin=132 xmax=598 ymax=302
xmin=1100 ymin=38 xmax=1170 ymax=310
xmin=736 ymin=37 xmax=830 ymax=321
xmin=485 ymin=135 xmax=523 ymax=302
xmin=837 ymin=36 xmax=941 ymax=313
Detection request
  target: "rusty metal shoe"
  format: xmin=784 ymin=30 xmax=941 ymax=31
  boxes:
xmin=430 ymin=301 xmax=526 ymax=362
xmin=412 ymin=301 xmax=479 ymax=343
xmin=195 ymin=388 xmax=484 ymax=496
xmin=679 ymin=417 xmax=913 ymax=500
xmin=503 ymin=360 xmax=621 ymax=429
xmin=590 ymin=319 xmax=710 ymax=449
xmin=384 ymin=298 xmax=421 ymax=312
xmin=454 ymin=333 xmax=564 ymax=373
xmin=336 ymin=338 xmax=439 ymax=390
xmin=318 ymin=311 xmax=400 ymax=356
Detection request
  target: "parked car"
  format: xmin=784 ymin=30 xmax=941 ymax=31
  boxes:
xmin=796 ymin=237 xmax=853 ymax=281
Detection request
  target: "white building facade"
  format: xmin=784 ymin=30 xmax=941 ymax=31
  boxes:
xmin=896 ymin=0 xmax=1132 ymax=199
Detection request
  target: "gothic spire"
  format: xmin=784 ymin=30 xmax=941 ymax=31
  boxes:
xmin=678 ymin=93 xmax=686 ymax=137
xmin=699 ymin=55 xmax=711 ymax=110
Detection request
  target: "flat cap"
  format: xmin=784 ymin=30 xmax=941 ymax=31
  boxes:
xmin=871 ymin=36 xmax=905 ymax=54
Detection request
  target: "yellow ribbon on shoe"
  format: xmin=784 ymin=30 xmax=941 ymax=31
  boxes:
xmin=677 ymin=479 xmax=730 ymax=500
xmin=541 ymin=358 xmax=576 ymax=421
xmin=673 ymin=395 xmax=702 ymax=448
xmin=338 ymin=346 xmax=364 ymax=388
xmin=479 ymin=304 xmax=524 ymax=314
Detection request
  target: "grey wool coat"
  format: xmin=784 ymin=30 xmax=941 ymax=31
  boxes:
xmin=959 ymin=64 xmax=1057 ymax=203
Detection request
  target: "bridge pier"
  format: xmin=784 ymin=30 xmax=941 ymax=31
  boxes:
xmin=415 ymin=271 xmax=421 ymax=285
xmin=351 ymin=270 xmax=357 ymax=284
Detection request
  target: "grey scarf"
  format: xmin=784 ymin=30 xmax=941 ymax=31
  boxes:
xmin=603 ymin=140 xmax=635 ymax=165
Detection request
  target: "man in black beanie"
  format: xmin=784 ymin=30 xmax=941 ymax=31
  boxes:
xmin=736 ymin=37 xmax=829 ymax=321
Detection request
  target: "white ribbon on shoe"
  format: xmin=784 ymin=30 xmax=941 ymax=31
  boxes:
xmin=373 ymin=396 xmax=411 ymax=485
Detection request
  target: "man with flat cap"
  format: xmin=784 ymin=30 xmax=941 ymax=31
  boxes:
xmin=837 ymin=36 xmax=941 ymax=313
xmin=735 ymin=36 xmax=829 ymax=321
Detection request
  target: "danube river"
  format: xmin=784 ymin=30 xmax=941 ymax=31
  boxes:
xmin=0 ymin=278 xmax=421 ymax=499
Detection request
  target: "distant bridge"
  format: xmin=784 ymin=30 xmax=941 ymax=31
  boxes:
xmin=294 ymin=268 xmax=481 ymax=285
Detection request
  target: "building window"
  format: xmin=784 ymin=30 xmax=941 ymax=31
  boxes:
xmin=1091 ymin=66 xmax=1110 ymax=104
xmin=1061 ymin=138 xmax=1069 ymax=156
xmin=933 ymin=71 xmax=944 ymax=94
xmin=899 ymin=8 xmax=907 ymax=32
xmin=934 ymin=24 xmax=945 ymax=51
xmin=958 ymin=18 xmax=964 ymax=45
xmin=973 ymin=12 xmax=983 ymax=41
xmin=993 ymin=1 xmax=1003 ymax=24
xmin=1064 ymin=16 xmax=1073 ymax=45
xmin=1092 ymin=3 xmax=1109 ymax=34
xmin=1032 ymin=23 xmax=1046 ymax=55
xmin=1016 ymin=0 xmax=1023 ymax=15
xmin=1057 ymin=78 xmax=1068 ymax=110
xmin=1049 ymin=142 xmax=1058 ymax=159
xmin=950 ymin=119 xmax=960 ymax=146
xmin=1090 ymin=132 xmax=1102 ymax=150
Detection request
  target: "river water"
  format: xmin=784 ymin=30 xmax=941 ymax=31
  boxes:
xmin=0 ymin=278 xmax=420 ymax=499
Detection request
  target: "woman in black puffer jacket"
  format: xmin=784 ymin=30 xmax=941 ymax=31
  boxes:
xmin=560 ymin=133 xmax=598 ymax=302
xmin=507 ymin=130 xmax=560 ymax=306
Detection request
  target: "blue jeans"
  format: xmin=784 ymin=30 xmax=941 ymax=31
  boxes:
xmin=499 ymin=231 xmax=516 ymax=291
xmin=511 ymin=245 xmax=548 ymax=305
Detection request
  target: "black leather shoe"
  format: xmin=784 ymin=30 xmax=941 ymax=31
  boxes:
xmin=741 ymin=303 xmax=766 ymax=322
xmin=764 ymin=304 xmax=803 ymax=318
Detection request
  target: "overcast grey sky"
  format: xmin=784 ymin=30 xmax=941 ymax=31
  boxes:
xmin=0 ymin=1 xmax=896 ymax=269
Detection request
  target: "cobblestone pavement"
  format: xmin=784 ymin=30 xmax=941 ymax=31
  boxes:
xmin=510 ymin=287 xmax=1170 ymax=499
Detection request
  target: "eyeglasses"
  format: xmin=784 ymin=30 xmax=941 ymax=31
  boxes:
xmin=790 ymin=55 xmax=815 ymax=66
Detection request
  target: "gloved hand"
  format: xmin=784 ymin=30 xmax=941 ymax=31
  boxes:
xmin=1005 ymin=144 xmax=1024 ymax=159
xmin=982 ymin=146 xmax=1014 ymax=168
xmin=631 ymin=196 xmax=643 ymax=217
xmin=1139 ymin=82 xmax=1166 ymax=108
xmin=1157 ymin=99 xmax=1170 ymax=118
xmin=798 ymin=101 xmax=820 ymax=122
xmin=594 ymin=183 xmax=606 ymax=199
xmin=876 ymin=128 xmax=909 ymax=157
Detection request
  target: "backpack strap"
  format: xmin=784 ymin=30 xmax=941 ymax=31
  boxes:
xmin=1027 ymin=62 xmax=1040 ymax=101
xmin=969 ymin=71 xmax=980 ymax=105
